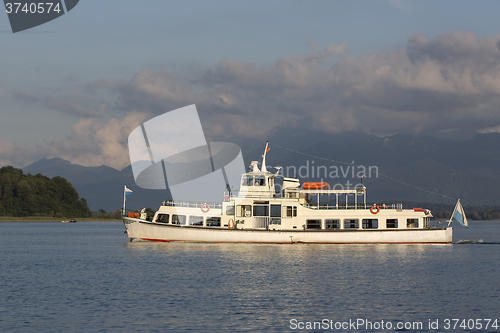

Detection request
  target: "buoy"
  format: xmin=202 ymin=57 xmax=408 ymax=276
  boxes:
xmin=201 ymin=203 xmax=210 ymax=213
xmin=370 ymin=204 xmax=380 ymax=214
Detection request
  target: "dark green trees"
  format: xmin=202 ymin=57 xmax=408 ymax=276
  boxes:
xmin=0 ymin=166 xmax=92 ymax=218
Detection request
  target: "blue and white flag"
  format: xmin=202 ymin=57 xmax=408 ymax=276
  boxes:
xmin=448 ymin=199 xmax=468 ymax=229
xmin=125 ymin=186 xmax=133 ymax=196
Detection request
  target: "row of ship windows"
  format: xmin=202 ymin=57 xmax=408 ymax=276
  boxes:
xmin=241 ymin=175 xmax=267 ymax=186
xmin=154 ymin=214 xmax=429 ymax=229
xmin=227 ymin=205 xmax=298 ymax=218
xmin=305 ymin=218 xmax=423 ymax=229
xmin=155 ymin=214 xmax=221 ymax=226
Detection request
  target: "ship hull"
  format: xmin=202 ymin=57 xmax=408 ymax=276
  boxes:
xmin=123 ymin=217 xmax=453 ymax=244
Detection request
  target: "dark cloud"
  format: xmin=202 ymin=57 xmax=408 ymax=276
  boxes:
xmin=31 ymin=32 xmax=495 ymax=168
xmin=13 ymin=92 xmax=107 ymax=118
xmin=88 ymin=34 xmax=500 ymax=139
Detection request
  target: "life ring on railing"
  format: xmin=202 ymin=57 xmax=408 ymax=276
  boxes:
xmin=201 ymin=203 xmax=210 ymax=213
xmin=228 ymin=219 xmax=235 ymax=229
xmin=370 ymin=204 xmax=380 ymax=214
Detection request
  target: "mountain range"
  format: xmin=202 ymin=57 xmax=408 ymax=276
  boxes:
xmin=22 ymin=132 xmax=500 ymax=211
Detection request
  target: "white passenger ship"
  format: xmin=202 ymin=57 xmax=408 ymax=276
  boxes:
xmin=123 ymin=145 xmax=453 ymax=244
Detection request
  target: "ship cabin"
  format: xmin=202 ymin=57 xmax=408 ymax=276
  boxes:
xmin=220 ymin=159 xmax=432 ymax=232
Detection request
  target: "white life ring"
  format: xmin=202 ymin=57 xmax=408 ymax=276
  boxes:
xmin=201 ymin=203 xmax=210 ymax=213
xmin=228 ymin=219 xmax=235 ymax=229
xmin=370 ymin=204 xmax=380 ymax=214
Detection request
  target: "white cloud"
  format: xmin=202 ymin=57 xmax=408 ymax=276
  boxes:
xmin=0 ymin=112 xmax=149 ymax=170
xmin=0 ymin=136 xmax=44 ymax=168
xmin=46 ymin=112 xmax=150 ymax=169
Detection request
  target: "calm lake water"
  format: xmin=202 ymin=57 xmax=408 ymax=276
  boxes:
xmin=0 ymin=221 xmax=499 ymax=332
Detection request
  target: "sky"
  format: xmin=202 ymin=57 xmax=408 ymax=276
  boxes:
xmin=2 ymin=0 xmax=500 ymax=170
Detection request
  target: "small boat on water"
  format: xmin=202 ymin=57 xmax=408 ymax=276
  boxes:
xmin=61 ymin=219 xmax=77 ymax=223
xmin=123 ymin=144 xmax=459 ymax=244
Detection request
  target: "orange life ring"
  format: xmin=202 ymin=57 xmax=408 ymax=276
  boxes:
xmin=201 ymin=203 xmax=210 ymax=213
xmin=228 ymin=219 xmax=235 ymax=229
xmin=370 ymin=204 xmax=380 ymax=214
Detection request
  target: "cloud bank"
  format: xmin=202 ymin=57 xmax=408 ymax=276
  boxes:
xmin=5 ymin=31 xmax=500 ymax=169
xmin=94 ymin=31 xmax=500 ymax=138
xmin=1 ymin=113 xmax=148 ymax=170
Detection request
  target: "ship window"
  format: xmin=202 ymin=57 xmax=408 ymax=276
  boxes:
xmin=237 ymin=205 xmax=252 ymax=217
xmin=226 ymin=205 xmax=235 ymax=215
xmin=283 ymin=206 xmax=297 ymax=217
xmin=270 ymin=205 xmax=281 ymax=217
xmin=253 ymin=205 xmax=269 ymax=217
xmin=172 ymin=214 xmax=186 ymax=225
xmin=283 ymin=206 xmax=289 ymax=217
xmin=156 ymin=214 xmax=169 ymax=223
xmin=206 ymin=217 xmax=221 ymax=227
xmin=407 ymin=218 xmax=419 ymax=228
xmin=325 ymin=219 xmax=340 ymax=229
xmin=362 ymin=219 xmax=378 ymax=229
xmin=189 ymin=216 xmax=203 ymax=226
xmin=306 ymin=219 xmax=321 ymax=229
xmin=386 ymin=219 xmax=398 ymax=228
xmin=254 ymin=176 xmax=266 ymax=186
xmin=344 ymin=219 xmax=359 ymax=229
xmin=242 ymin=176 xmax=253 ymax=186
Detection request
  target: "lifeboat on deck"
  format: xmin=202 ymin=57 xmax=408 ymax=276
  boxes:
xmin=302 ymin=182 xmax=329 ymax=190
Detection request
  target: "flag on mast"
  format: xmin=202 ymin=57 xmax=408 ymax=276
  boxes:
xmin=125 ymin=186 xmax=133 ymax=195
xmin=448 ymin=199 xmax=468 ymax=229
xmin=262 ymin=141 xmax=269 ymax=172
xmin=123 ymin=185 xmax=133 ymax=216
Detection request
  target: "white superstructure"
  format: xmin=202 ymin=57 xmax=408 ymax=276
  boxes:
xmin=123 ymin=144 xmax=453 ymax=244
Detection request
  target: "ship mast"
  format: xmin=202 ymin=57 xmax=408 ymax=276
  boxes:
xmin=261 ymin=141 xmax=270 ymax=173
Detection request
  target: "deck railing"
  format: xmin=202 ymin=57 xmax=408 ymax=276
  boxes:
xmin=253 ymin=217 xmax=269 ymax=229
xmin=222 ymin=191 xmax=402 ymax=210
xmin=162 ymin=200 xmax=222 ymax=209
xmin=303 ymin=203 xmax=403 ymax=210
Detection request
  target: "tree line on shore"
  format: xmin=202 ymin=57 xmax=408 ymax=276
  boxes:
xmin=433 ymin=209 xmax=500 ymax=221
xmin=0 ymin=166 xmax=92 ymax=218
xmin=398 ymin=201 xmax=500 ymax=221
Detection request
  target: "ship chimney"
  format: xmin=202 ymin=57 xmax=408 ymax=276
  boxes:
xmin=250 ymin=161 xmax=260 ymax=173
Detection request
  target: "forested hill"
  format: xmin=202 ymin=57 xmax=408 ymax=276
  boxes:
xmin=0 ymin=166 xmax=92 ymax=218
